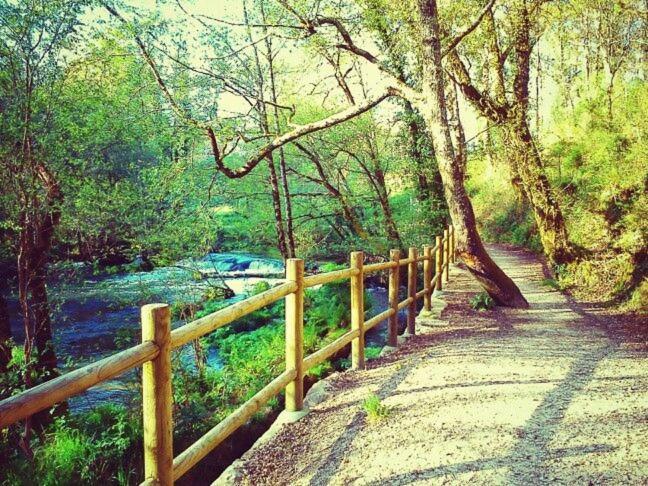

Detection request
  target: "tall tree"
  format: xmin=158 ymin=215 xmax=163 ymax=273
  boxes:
xmin=0 ymin=1 xmax=84 ymax=379
xmin=446 ymin=0 xmax=574 ymax=265
xmin=109 ymin=0 xmax=528 ymax=306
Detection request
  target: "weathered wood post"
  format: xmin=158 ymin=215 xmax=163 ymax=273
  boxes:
xmin=141 ymin=303 xmax=173 ymax=486
xmin=407 ymin=247 xmax=417 ymax=335
xmin=423 ymin=245 xmax=433 ymax=312
xmin=443 ymin=228 xmax=450 ymax=283
xmin=435 ymin=235 xmax=443 ymax=292
xmin=350 ymin=251 xmax=365 ymax=369
xmin=449 ymin=225 xmax=455 ymax=263
xmin=285 ymin=258 xmax=304 ymax=412
xmin=387 ymin=249 xmax=400 ymax=347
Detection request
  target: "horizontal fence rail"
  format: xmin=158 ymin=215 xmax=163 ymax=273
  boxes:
xmin=0 ymin=225 xmax=457 ymax=485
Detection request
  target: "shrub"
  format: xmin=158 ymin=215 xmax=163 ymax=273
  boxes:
xmin=365 ymin=346 xmax=382 ymax=360
xmin=250 ymin=280 xmax=271 ymax=295
xmin=540 ymin=278 xmax=561 ymax=290
xmin=470 ymin=292 xmax=495 ymax=311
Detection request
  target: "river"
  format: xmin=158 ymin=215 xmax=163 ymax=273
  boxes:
xmin=5 ymin=252 xmax=285 ymax=410
xmin=5 ymin=252 xmax=397 ymax=411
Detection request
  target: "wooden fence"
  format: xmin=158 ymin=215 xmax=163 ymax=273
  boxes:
xmin=0 ymin=225 xmax=456 ymax=485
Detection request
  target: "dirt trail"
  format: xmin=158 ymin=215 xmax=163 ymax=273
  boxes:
xmin=222 ymin=245 xmax=647 ymax=485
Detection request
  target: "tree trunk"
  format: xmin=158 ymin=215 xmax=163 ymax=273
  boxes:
xmin=503 ymin=118 xmax=574 ymax=264
xmin=445 ymin=79 xmax=467 ymax=177
xmin=447 ymin=0 xmax=575 ymax=266
xmin=417 ymin=0 xmax=528 ymax=307
xmin=261 ymin=1 xmax=296 ymax=257
xmin=373 ymin=169 xmax=404 ymax=250
xmin=0 ymin=292 xmax=11 ymax=372
xmin=508 ymin=0 xmax=574 ymax=265
xmin=244 ymin=0 xmax=290 ymax=259
xmin=266 ymin=157 xmax=289 ymax=259
xmin=17 ymin=212 xmax=59 ymax=377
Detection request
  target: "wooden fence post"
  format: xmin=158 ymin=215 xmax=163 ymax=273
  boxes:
xmin=141 ymin=303 xmax=173 ymax=486
xmin=350 ymin=251 xmax=365 ymax=369
xmin=407 ymin=247 xmax=417 ymax=335
xmin=443 ymin=228 xmax=450 ymax=283
xmin=423 ymin=245 xmax=433 ymax=312
xmin=435 ymin=235 xmax=443 ymax=292
xmin=449 ymin=225 xmax=455 ymax=263
xmin=387 ymin=249 xmax=400 ymax=347
xmin=285 ymin=258 xmax=304 ymax=412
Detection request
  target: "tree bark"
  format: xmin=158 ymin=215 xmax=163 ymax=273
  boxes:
xmin=0 ymin=292 xmax=11 ymax=372
xmin=17 ymin=162 xmax=63 ymax=377
xmin=444 ymin=0 xmax=575 ymax=265
xmin=417 ymin=0 xmax=528 ymax=307
xmin=266 ymin=157 xmax=289 ymax=258
xmin=374 ymin=173 xmax=403 ymax=250
xmin=502 ymin=117 xmax=574 ymax=263
xmin=445 ymin=79 xmax=467 ymax=177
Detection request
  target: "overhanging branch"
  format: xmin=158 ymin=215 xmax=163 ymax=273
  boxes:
xmin=442 ymin=0 xmax=497 ymax=58
xmin=209 ymin=87 xmax=398 ymax=179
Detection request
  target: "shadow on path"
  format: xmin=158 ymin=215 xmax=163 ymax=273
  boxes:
xmin=307 ymin=357 xmax=417 ymax=485
xmin=364 ymin=443 xmax=616 ymax=485
xmin=506 ymin=343 xmax=615 ymax=484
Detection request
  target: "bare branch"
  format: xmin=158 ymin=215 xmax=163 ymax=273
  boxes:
xmin=208 ymin=87 xmax=398 ymax=179
xmin=276 ymin=1 xmax=424 ymax=104
xmin=104 ymin=3 xmax=208 ymax=130
xmin=442 ymin=0 xmax=497 ymax=58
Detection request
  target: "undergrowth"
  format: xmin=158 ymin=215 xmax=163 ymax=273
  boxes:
xmin=362 ymin=394 xmax=391 ymax=423
xmin=0 ymin=277 xmax=373 ymax=485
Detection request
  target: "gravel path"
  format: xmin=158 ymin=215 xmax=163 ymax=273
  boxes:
xmin=221 ymin=245 xmax=647 ymax=485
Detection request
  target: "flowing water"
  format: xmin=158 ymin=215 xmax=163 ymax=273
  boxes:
xmin=6 ymin=253 xmax=285 ymax=411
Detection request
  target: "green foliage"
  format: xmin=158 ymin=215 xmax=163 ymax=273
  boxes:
xmin=470 ymin=292 xmax=495 ymax=311
xmin=365 ymin=346 xmax=382 ymax=360
xmin=172 ymin=279 xmax=360 ymax=437
xmin=541 ymin=81 xmax=648 ymax=305
xmin=467 ymin=155 xmax=542 ymax=252
xmin=624 ymin=279 xmax=648 ymax=314
xmin=540 ymin=278 xmax=561 ymax=290
xmin=202 ymin=285 xmax=235 ymax=302
xmin=251 ymin=281 xmax=271 ymax=295
xmin=362 ymin=394 xmax=391 ymax=423
xmin=1 ymin=404 xmax=141 ymax=486
xmin=469 ymin=78 xmax=646 ymax=309
xmin=306 ymin=361 xmax=333 ymax=379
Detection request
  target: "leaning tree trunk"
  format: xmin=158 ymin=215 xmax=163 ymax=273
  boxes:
xmin=503 ymin=116 xmax=574 ymax=265
xmin=417 ymin=0 xmax=528 ymax=307
xmin=507 ymin=0 xmax=574 ymax=265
